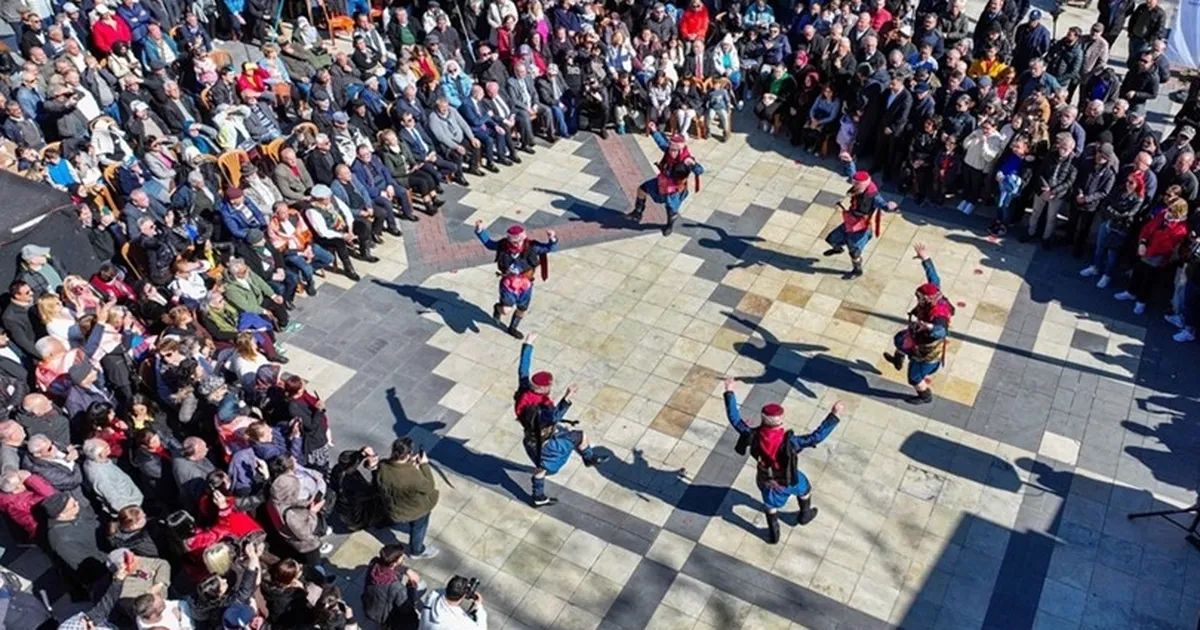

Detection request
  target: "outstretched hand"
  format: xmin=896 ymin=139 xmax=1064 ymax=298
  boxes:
xmin=525 ymin=332 xmax=537 ymax=344
xmin=723 ymin=376 xmax=736 ymax=393
xmin=474 ymin=220 xmax=483 ymax=233
xmin=832 ymin=401 xmax=846 ymax=417
xmin=913 ymin=242 xmax=930 ymax=261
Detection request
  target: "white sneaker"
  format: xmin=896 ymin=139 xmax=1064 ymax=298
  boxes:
xmin=1096 ymin=275 xmax=1110 ymax=289
xmin=1079 ymin=266 xmax=1098 ymax=277
xmin=1114 ymin=291 xmax=1135 ymax=301
xmin=1174 ymin=328 xmax=1196 ymax=342
xmin=1165 ymin=313 xmax=1185 ymax=328
xmin=319 ymin=542 xmax=334 ymax=554
xmin=1133 ymin=302 xmax=1146 ymax=315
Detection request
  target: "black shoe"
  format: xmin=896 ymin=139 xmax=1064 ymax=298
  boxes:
xmin=274 ymin=354 xmax=290 ymax=364
xmin=306 ymin=284 xmax=318 ymax=297
xmin=484 ymin=163 xmax=500 ymax=173
xmin=905 ymin=390 xmax=934 ymax=405
xmin=372 ymin=235 xmax=384 ymax=245
xmin=532 ymin=495 xmax=558 ymax=507
xmin=583 ymin=454 xmax=610 ymax=467
xmin=506 ymin=325 xmax=523 ymax=339
xmin=356 ymin=253 xmax=380 ymax=263
xmin=599 ymin=128 xmax=609 ymax=139
xmin=766 ymin=512 xmax=781 ymax=544
xmin=387 ymin=226 xmax=407 ymax=234
xmin=662 ymin=221 xmax=674 ymax=236
xmin=822 ymin=247 xmax=844 ymax=257
xmin=436 ymin=185 xmax=445 ymax=194
xmin=884 ymin=351 xmax=904 ymax=371
xmin=520 ymin=145 xmax=536 ymax=154
xmin=497 ymin=158 xmax=513 ymax=166
xmin=843 ymin=264 xmax=863 ymax=279
xmin=628 ymin=210 xmax=643 ymax=221
xmin=467 ymin=168 xmax=484 ymax=177
xmin=798 ymin=497 xmax=819 ymax=526
xmin=453 ymin=175 xmax=470 ymax=186
xmin=399 ymin=215 xmax=418 ymax=223
xmin=510 ymin=154 xmax=522 ymax=164
xmin=492 ymin=303 xmax=503 ymax=322
xmin=344 ymin=270 xmax=361 ymax=281
xmin=432 ymin=198 xmax=446 ymax=208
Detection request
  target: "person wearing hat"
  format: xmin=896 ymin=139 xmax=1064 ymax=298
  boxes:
xmin=219 ymin=185 xmax=269 ymax=244
xmin=822 ymin=171 xmax=888 ymax=278
xmin=15 ymin=243 xmax=66 ymax=298
xmin=236 ymin=227 xmax=300 ymax=308
xmin=884 ymin=243 xmax=954 ymax=404
xmin=89 ymin=3 xmax=132 ymax=55
xmin=126 ymin=100 xmax=172 ymax=155
xmin=1012 ymin=9 xmax=1050 ymax=74
xmin=628 ymin=121 xmax=704 ymax=235
xmin=513 ymin=333 xmax=609 ymax=507
xmin=474 ymin=221 xmax=558 ymax=338
xmin=1164 ymin=125 xmax=1197 ymax=168
xmin=65 ymin=362 xmax=116 ymax=422
xmin=44 ymin=486 xmax=109 ymax=581
xmin=305 ymin=183 xmax=367 ymax=280
xmin=723 ymin=377 xmax=843 ymax=543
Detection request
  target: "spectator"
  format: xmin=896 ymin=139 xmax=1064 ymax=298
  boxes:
xmin=376 ymin=438 xmax=441 ymax=560
xmin=418 ymin=576 xmax=487 ymax=630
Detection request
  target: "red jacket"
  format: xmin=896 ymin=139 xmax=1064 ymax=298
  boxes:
xmin=90 ymin=274 xmax=138 ymax=303
xmin=0 ymin=474 xmax=57 ymax=540
xmin=236 ymin=68 xmax=271 ymax=95
xmin=91 ymin=17 xmax=133 ymax=55
xmin=1139 ymin=213 xmax=1188 ymax=261
xmin=679 ymin=6 xmax=710 ymax=41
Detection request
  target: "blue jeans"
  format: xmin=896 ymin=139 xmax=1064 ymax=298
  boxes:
xmin=285 ymin=247 xmax=334 ymax=289
xmin=1091 ymin=222 xmax=1124 ymax=277
xmin=842 ymin=158 xmax=857 ymax=178
xmin=268 ymin=269 xmax=300 ymax=302
xmin=562 ymin=92 xmax=579 ymax=134
xmin=548 ymin=104 xmax=569 ymax=137
xmin=395 ymin=512 xmax=430 ymax=555
xmin=346 ymin=0 xmax=370 ymax=16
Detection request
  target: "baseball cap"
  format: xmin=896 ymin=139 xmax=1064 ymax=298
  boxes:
xmin=311 ymin=184 xmax=333 ymax=199
xmin=131 ymin=100 xmax=149 ymax=113
xmin=1029 ymin=8 xmax=1042 ymax=20
xmin=332 ymin=111 xmax=350 ymax=123
xmin=1181 ymin=126 xmax=1196 ymax=138
xmin=63 ymin=1 xmax=78 ymax=11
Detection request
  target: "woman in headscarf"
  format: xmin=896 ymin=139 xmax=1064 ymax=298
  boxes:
xmin=291 ymin=16 xmax=332 ymax=68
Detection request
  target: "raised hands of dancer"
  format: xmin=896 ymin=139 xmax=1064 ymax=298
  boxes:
xmin=912 ymin=242 xmax=930 ymax=261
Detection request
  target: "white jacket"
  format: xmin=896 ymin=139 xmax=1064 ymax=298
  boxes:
xmin=963 ymin=129 xmax=1005 ymax=172
xmin=418 ymin=590 xmax=487 ymax=630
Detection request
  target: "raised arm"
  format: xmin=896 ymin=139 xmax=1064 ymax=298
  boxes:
xmin=913 ymin=243 xmax=940 ymax=288
xmin=791 ymin=402 xmax=844 ymax=450
xmin=531 ymin=231 xmax=559 ymax=255
xmin=518 ymin=333 xmax=536 ymax=389
xmin=722 ymin=378 xmax=752 ymax=434
xmin=475 ymin=221 xmax=501 ymax=251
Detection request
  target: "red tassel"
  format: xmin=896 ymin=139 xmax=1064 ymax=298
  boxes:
xmin=693 ymin=173 xmax=701 ymax=193
xmin=873 ymin=209 xmax=881 ymax=238
xmin=540 ymin=253 xmax=548 ymax=281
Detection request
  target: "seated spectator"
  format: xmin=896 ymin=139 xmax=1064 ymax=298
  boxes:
xmin=0 ymin=471 xmax=57 ymax=541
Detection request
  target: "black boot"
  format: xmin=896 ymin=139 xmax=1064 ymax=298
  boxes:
xmin=797 ymin=497 xmax=818 ymax=525
xmin=628 ymin=198 xmax=645 ymax=221
xmin=822 ymin=246 xmax=845 ymax=256
xmin=507 ymin=314 xmax=523 ymax=339
xmin=906 ymin=388 xmax=934 ymax=405
xmin=766 ymin=512 xmax=781 ymax=544
xmin=492 ymin=303 xmax=503 ymax=323
xmin=844 ymin=262 xmax=863 ymax=278
xmin=884 ymin=351 xmax=904 ymax=371
xmin=662 ymin=214 xmax=677 ymax=236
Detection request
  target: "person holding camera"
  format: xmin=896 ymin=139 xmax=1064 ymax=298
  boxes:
xmin=418 ymin=576 xmax=487 ymax=630
xmin=364 ymin=543 xmax=424 ymax=630
xmin=375 ymin=438 xmax=441 ymax=560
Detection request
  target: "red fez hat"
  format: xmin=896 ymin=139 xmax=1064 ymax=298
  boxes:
xmin=852 ymin=171 xmax=871 ymax=183
xmin=669 ymin=134 xmax=686 ymax=146
xmin=530 ymin=371 xmax=553 ymax=388
xmin=916 ymin=282 xmax=940 ymax=296
xmin=226 ymin=186 xmax=244 ymax=199
xmin=506 ymin=225 xmax=525 ymax=237
xmin=761 ymin=403 xmax=784 ymax=417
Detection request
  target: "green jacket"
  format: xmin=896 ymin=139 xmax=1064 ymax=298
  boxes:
xmin=223 ymin=273 xmax=276 ymax=315
xmin=375 ymin=460 xmax=439 ymax=523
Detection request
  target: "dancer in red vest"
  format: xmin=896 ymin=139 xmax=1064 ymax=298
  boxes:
xmin=885 ymin=243 xmax=954 ymax=404
xmin=822 ymin=171 xmax=895 ymax=278
xmin=476 ymin=222 xmax=558 ymax=338
xmin=628 ymin=121 xmax=705 ymax=236
xmin=724 ymin=377 xmax=844 ymax=544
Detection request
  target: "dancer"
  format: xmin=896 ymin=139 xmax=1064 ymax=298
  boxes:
xmin=884 ymin=243 xmax=954 ymax=404
xmin=724 ymin=377 xmax=843 ymax=544
xmin=822 ymin=171 xmax=893 ymax=278
xmin=628 ymin=121 xmax=705 ymax=236
xmin=514 ymin=333 xmax=608 ymax=507
xmin=475 ymin=222 xmax=557 ymax=339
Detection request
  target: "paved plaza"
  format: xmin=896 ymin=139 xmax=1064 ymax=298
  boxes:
xmin=240 ymin=112 xmax=1200 ymax=630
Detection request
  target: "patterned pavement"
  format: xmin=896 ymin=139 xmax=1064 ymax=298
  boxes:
xmin=259 ymin=121 xmax=1200 ymax=630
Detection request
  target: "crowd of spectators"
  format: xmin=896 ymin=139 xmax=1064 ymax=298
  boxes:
xmin=0 ymin=0 xmax=1199 ymax=626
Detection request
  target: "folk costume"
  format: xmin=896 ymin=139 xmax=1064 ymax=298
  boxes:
xmin=477 ymin=225 xmax=558 ymax=338
xmin=725 ymin=394 xmax=840 ymax=544
xmin=514 ymin=340 xmax=608 ymax=507
xmin=885 ymin=254 xmax=953 ymax=404
xmin=823 ymin=170 xmax=883 ymax=277
xmin=628 ymin=131 xmax=705 ymax=235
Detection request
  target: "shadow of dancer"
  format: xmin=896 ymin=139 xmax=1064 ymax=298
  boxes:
xmin=383 ymin=388 xmax=532 ymax=502
xmin=723 ymin=312 xmax=905 ymax=400
xmin=687 ymin=222 xmax=842 ymax=275
xmin=373 ymin=280 xmax=502 ymax=335
xmin=534 ymin=187 xmax=664 ymax=234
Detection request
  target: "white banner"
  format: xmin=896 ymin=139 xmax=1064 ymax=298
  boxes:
xmin=1168 ymin=0 xmax=1200 ymax=68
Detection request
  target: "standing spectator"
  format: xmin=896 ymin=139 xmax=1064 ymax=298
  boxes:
xmin=1115 ymin=198 xmax=1189 ymax=314
xmin=1126 ymin=0 xmax=1166 ymax=55
xmin=1023 ymin=133 xmax=1079 ymax=244
xmin=1068 ymin=143 xmax=1119 ymax=258
xmin=376 ymin=438 xmax=441 ymax=560
xmin=363 ymin=544 xmax=423 ymax=630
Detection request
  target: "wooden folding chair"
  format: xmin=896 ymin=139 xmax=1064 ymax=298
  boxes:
xmin=262 ymin=137 xmax=286 ymax=164
xmin=121 ymin=241 xmax=149 ymax=280
xmin=39 ymin=141 xmax=62 ymax=160
xmin=102 ymin=163 xmax=121 ymax=190
xmin=318 ymin=0 xmax=354 ymax=39
xmin=211 ymin=50 xmax=233 ymax=69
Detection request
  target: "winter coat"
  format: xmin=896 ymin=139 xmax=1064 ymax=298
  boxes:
xmin=1139 ymin=213 xmax=1188 ymax=263
xmin=1033 ymin=154 xmax=1078 ymax=200
xmin=83 ymin=458 xmax=144 ymax=514
xmin=1073 ymin=152 xmax=1118 ymax=213
xmin=0 ymin=473 xmax=56 ymax=540
xmin=375 ymin=460 xmax=439 ymax=524
xmin=363 ymin=559 xmax=421 ymax=629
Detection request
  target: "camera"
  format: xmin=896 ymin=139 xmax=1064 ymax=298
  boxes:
xmin=464 ymin=577 xmax=480 ymax=600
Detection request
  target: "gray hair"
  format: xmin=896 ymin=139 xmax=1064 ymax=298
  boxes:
xmin=82 ymin=437 xmax=108 ymax=461
xmin=34 ymin=336 xmax=64 ymax=357
xmin=0 ymin=472 xmax=23 ymax=493
xmin=187 ymin=170 xmax=205 ymax=185
xmin=26 ymin=434 xmax=52 ymax=456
